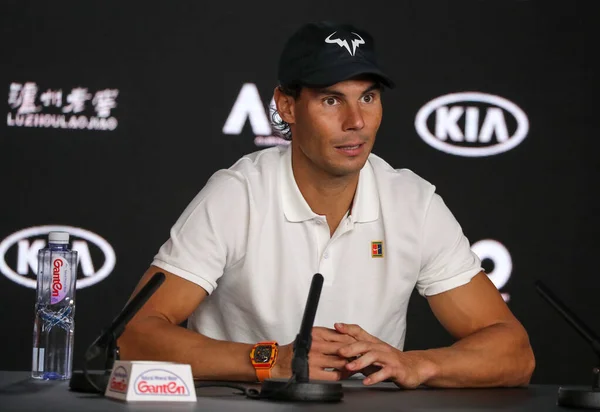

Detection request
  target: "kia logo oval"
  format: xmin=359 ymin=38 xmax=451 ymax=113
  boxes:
xmin=415 ymin=92 xmax=529 ymax=157
xmin=0 ymin=225 xmax=116 ymax=289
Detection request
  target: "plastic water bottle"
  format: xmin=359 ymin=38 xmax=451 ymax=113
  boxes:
xmin=32 ymin=231 xmax=78 ymax=380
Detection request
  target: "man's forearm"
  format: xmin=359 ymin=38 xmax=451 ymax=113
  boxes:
xmin=118 ymin=316 xmax=257 ymax=381
xmin=415 ymin=321 xmax=535 ymax=388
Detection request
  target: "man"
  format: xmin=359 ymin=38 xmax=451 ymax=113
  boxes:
xmin=119 ymin=21 xmax=535 ymax=388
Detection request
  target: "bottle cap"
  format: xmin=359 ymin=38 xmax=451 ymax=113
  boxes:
xmin=48 ymin=231 xmax=70 ymax=244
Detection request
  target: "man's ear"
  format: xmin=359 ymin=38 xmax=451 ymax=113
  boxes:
xmin=273 ymin=86 xmax=295 ymax=125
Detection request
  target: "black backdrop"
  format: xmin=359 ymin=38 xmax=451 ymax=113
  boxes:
xmin=1 ymin=1 xmax=598 ymax=385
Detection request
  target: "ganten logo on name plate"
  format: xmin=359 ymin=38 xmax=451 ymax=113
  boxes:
xmin=371 ymin=241 xmax=383 ymax=258
xmin=134 ymin=369 xmax=190 ymax=396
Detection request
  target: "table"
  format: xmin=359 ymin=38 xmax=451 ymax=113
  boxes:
xmin=0 ymin=371 xmax=590 ymax=411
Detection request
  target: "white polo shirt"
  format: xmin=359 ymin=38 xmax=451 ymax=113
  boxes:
xmin=152 ymin=145 xmax=482 ymax=349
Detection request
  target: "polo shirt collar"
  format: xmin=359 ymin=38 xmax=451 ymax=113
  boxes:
xmin=280 ymin=146 xmax=380 ymax=223
xmin=351 ymin=156 xmax=380 ymax=223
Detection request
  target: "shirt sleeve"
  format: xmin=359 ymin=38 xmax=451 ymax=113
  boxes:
xmin=151 ymin=170 xmax=249 ymax=294
xmin=415 ymin=192 xmax=483 ymax=297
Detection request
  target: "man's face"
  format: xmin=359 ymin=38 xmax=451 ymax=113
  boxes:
xmin=289 ymin=78 xmax=383 ymax=178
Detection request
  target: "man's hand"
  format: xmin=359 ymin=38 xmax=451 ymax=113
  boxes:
xmin=272 ymin=326 xmax=357 ymax=380
xmin=335 ymin=323 xmax=438 ymax=388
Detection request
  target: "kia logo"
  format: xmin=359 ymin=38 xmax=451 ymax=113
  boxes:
xmin=0 ymin=225 xmax=116 ymax=289
xmin=415 ymin=92 xmax=529 ymax=157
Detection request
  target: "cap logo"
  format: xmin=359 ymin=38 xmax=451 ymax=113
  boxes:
xmin=324 ymin=31 xmax=365 ymax=56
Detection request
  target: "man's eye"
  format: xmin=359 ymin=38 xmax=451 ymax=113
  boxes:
xmin=362 ymin=94 xmax=373 ymax=103
xmin=324 ymin=97 xmax=337 ymax=106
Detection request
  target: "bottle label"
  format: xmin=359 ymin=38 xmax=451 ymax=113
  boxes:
xmin=51 ymin=257 xmax=70 ymax=304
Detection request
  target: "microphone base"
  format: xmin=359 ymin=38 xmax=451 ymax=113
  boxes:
xmin=259 ymin=378 xmax=343 ymax=402
xmin=558 ymin=387 xmax=600 ymax=409
xmin=69 ymin=371 xmax=109 ymax=394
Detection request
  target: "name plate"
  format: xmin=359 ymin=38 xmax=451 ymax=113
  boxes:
xmin=105 ymin=360 xmax=197 ymax=402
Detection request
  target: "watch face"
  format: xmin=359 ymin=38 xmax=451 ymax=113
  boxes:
xmin=253 ymin=346 xmax=273 ymax=363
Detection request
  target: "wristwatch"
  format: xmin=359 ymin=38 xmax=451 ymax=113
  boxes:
xmin=250 ymin=341 xmax=278 ymax=382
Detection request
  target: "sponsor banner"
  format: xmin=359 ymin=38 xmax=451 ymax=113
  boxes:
xmin=0 ymin=225 xmax=116 ymax=289
xmin=222 ymin=83 xmax=290 ymax=147
xmin=6 ymin=82 xmax=119 ymax=131
xmin=415 ymin=92 xmax=529 ymax=157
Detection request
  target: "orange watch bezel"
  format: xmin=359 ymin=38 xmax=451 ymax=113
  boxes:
xmin=250 ymin=341 xmax=278 ymax=381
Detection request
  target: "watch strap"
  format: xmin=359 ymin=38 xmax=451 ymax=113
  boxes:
xmin=256 ymin=367 xmax=272 ymax=382
xmin=250 ymin=341 xmax=278 ymax=382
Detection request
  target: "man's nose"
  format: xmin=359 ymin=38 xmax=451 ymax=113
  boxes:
xmin=342 ymin=103 xmax=365 ymax=131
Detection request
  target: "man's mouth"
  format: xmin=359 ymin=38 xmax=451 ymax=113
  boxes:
xmin=335 ymin=142 xmax=364 ymax=149
xmin=334 ymin=143 xmax=365 ymax=156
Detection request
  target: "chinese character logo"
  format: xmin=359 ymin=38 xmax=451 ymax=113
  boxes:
xmin=6 ymin=82 xmax=120 ymax=131
xmin=92 ymin=89 xmax=119 ymax=118
xmin=63 ymin=87 xmax=92 ymax=114
xmin=8 ymin=82 xmax=41 ymax=114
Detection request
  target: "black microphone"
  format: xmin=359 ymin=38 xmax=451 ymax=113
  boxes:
xmin=258 ymin=273 xmax=343 ymax=402
xmin=534 ymin=280 xmax=600 ymax=409
xmin=69 ymin=272 xmax=166 ymax=393
xmin=291 ymin=272 xmax=323 ymax=383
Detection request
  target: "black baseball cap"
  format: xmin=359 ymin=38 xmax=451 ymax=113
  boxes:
xmin=278 ymin=21 xmax=395 ymax=89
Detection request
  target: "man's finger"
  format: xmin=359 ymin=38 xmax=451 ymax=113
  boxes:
xmin=313 ymin=326 xmax=357 ymax=343
xmin=312 ymin=340 xmax=353 ymax=355
xmin=334 ymin=323 xmax=380 ymax=343
xmin=345 ymin=349 xmax=381 ymax=372
xmin=310 ymin=353 xmax=349 ymax=371
xmin=337 ymin=341 xmax=374 ymax=359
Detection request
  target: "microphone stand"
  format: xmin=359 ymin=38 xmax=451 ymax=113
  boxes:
xmin=258 ymin=273 xmax=343 ymax=402
xmin=535 ymin=280 xmax=600 ymax=409
xmin=69 ymin=272 xmax=166 ymax=393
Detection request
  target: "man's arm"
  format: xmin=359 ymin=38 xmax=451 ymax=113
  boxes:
xmin=118 ymin=265 xmax=257 ymax=381
xmin=418 ymin=271 xmax=534 ymax=387
xmin=337 ymin=272 xmax=535 ymax=388
xmin=118 ymin=265 xmax=354 ymax=381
